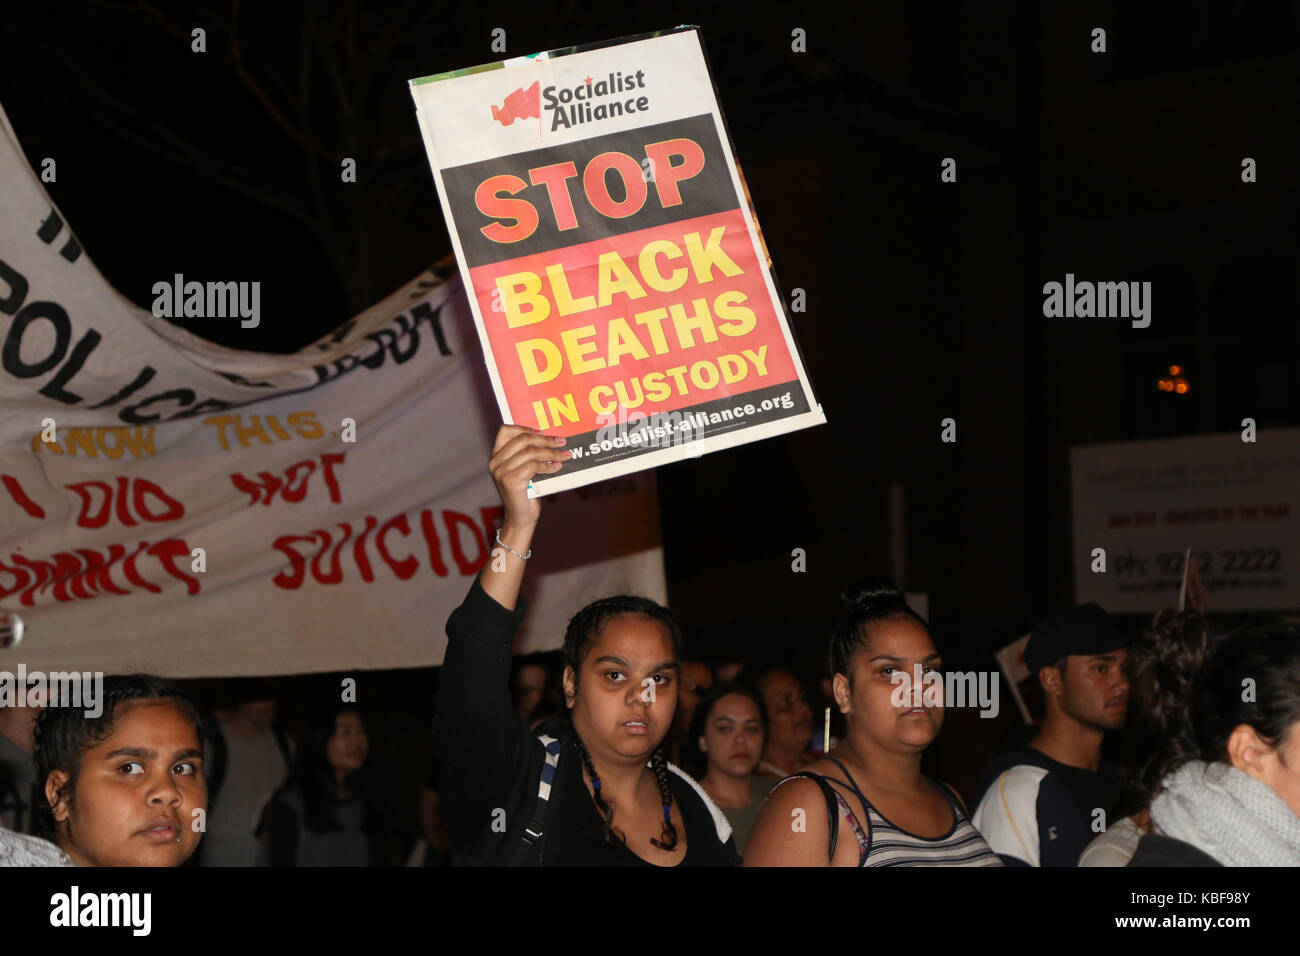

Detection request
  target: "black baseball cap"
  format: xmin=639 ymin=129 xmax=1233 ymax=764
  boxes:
xmin=1025 ymin=602 xmax=1130 ymax=676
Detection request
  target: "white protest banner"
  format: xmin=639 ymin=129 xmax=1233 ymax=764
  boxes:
xmin=409 ymin=26 xmax=825 ymax=496
xmin=1071 ymin=429 xmax=1300 ymax=613
xmin=0 ymin=102 xmax=666 ymax=678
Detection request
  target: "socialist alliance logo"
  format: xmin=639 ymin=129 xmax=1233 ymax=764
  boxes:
xmin=490 ymin=81 xmax=540 ymax=126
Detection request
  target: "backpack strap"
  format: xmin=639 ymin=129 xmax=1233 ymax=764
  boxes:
xmin=791 ymin=771 xmax=839 ymax=864
xmin=933 ymin=778 xmax=968 ymax=815
xmin=508 ymin=734 xmax=563 ymax=866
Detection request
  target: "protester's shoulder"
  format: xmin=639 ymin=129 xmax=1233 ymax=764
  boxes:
xmin=666 ymin=764 xmax=732 ymax=845
xmin=1128 ymin=832 xmax=1221 ymax=867
xmin=521 ymin=719 xmax=565 ymax=775
xmin=0 ymin=828 xmax=74 ymax=867
xmin=1078 ymin=815 xmax=1144 ymax=867
xmin=978 ymin=747 xmax=1048 ymax=782
xmin=665 ymin=767 xmax=742 ymax=865
xmin=533 ymin=716 xmax=569 ymax=742
xmin=973 ymin=752 xmax=1054 ymax=811
xmin=750 ymin=771 xmax=827 ymax=819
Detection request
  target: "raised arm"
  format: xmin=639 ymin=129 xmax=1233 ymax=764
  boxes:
xmin=434 ymin=425 xmax=568 ymax=856
xmin=479 ymin=425 xmax=567 ymax=609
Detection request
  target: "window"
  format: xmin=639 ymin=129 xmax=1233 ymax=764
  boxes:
xmin=1217 ymin=347 xmax=1298 ymax=429
xmin=1122 ymin=268 xmax=1195 ymax=337
xmin=1214 ymin=257 xmax=1294 ymax=329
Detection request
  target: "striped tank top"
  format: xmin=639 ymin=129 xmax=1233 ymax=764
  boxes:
xmin=778 ymin=757 xmax=1002 ymax=867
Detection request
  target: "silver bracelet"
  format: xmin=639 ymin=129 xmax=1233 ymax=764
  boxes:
xmin=495 ymin=527 xmax=532 ymax=561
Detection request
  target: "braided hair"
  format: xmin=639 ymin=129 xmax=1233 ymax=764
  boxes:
xmin=562 ymin=594 xmax=682 ymax=851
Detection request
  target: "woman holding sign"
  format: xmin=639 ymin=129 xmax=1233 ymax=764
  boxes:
xmin=436 ymin=425 xmax=738 ymax=866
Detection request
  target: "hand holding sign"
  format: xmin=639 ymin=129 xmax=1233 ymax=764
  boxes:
xmin=488 ymin=425 xmax=567 ymax=529
xmin=481 ymin=424 xmax=567 ymax=611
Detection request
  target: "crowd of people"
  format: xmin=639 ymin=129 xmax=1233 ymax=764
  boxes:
xmin=2 ymin=424 xmax=1299 ymax=867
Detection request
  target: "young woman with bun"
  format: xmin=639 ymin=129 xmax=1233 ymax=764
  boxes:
xmin=436 ymin=425 xmax=738 ymax=866
xmin=744 ymin=582 xmax=1000 ymax=866
xmin=1127 ymin=622 xmax=1300 ymax=866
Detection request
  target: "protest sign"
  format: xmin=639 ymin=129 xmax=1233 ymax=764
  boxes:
xmin=1071 ymin=429 xmax=1300 ymax=613
xmin=994 ymin=633 xmax=1036 ymax=725
xmin=0 ymin=102 xmax=666 ymax=678
xmin=410 ymin=26 xmax=825 ymax=496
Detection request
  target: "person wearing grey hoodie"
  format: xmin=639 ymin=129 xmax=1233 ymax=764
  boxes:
xmin=1129 ymin=623 xmax=1300 ymax=867
xmin=0 ymin=827 xmax=73 ymax=866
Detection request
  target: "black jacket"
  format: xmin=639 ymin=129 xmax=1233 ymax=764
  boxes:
xmin=436 ymin=577 xmax=739 ymax=866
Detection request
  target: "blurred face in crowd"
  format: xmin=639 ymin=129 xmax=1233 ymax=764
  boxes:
xmin=715 ymin=660 xmax=743 ymax=684
xmin=513 ymin=664 xmax=548 ymax=719
xmin=1056 ymin=651 xmax=1129 ymax=733
xmin=1230 ymin=720 xmax=1300 ymax=821
xmin=835 ymin=616 xmax=944 ymax=753
xmin=46 ymin=700 xmax=205 ymax=867
xmin=761 ymin=670 xmax=812 ymax=754
xmin=674 ymin=660 xmax=713 ymax=733
xmin=0 ymin=701 xmax=41 ymax=751
xmin=700 ymin=693 xmax=764 ymax=779
xmin=327 ymin=711 xmax=369 ymax=774
xmin=565 ymin=614 xmax=678 ymax=764
xmin=239 ymin=699 xmax=276 ymax=730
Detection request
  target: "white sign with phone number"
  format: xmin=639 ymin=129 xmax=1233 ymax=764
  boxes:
xmin=1071 ymin=428 xmax=1300 ymax=613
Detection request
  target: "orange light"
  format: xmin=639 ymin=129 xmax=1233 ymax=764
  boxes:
xmin=1169 ymin=365 xmax=1182 ymax=375
xmin=1175 ymin=381 xmax=1189 ymax=394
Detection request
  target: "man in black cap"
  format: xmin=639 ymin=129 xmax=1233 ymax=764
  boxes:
xmin=970 ymin=602 xmax=1131 ymax=865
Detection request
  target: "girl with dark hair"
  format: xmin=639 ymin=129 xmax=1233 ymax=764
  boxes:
xmin=1128 ymin=622 xmax=1300 ymax=866
xmin=437 ymin=425 xmax=738 ymax=865
xmin=258 ymin=704 xmax=378 ymax=866
xmin=683 ymin=682 xmax=767 ymax=854
xmin=510 ymin=652 xmax=564 ymax=727
xmin=745 ymin=582 xmax=1000 ymax=866
xmin=1080 ymin=609 xmax=1209 ymax=866
xmin=33 ymin=673 xmax=206 ymax=867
